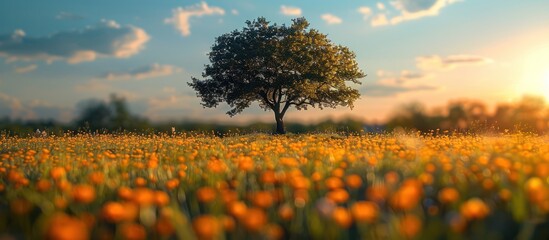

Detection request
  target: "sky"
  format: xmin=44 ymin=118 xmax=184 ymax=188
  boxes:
xmin=1 ymin=0 xmax=548 ymax=124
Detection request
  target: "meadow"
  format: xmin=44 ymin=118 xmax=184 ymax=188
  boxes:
xmin=0 ymin=132 xmax=548 ymax=239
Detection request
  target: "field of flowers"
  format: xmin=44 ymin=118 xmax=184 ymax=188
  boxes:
xmin=0 ymin=132 xmax=548 ymax=239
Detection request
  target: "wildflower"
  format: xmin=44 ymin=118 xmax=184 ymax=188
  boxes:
xmin=193 ymin=215 xmax=221 ymax=240
xmin=196 ymin=187 xmax=217 ymax=203
xmin=460 ymin=198 xmax=490 ymax=220
xmin=252 ymin=191 xmax=274 ymax=208
xmin=325 ymin=177 xmax=344 ymax=190
xmin=45 ymin=213 xmax=89 ymax=240
xmin=120 ymin=222 xmax=147 ymax=240
xmin=10 ymin=198 xmax=33 ymax=215
xmin=351 ymin=201 xmax=378 ymax=223
xmin=50 ymin=167 xmax=67 ymax=181
xmin=438 ymin=187 xmax=460 ymax=204
xmin=72 ymin=184 xmax=96 ymax=204
xmin=102 ymin=202 xmax=126 ymax=223
xmin=278 ymin=204 xmax=294 ymax=221
xmin=332 ymin=207 xmax=352 ymax=228
xmin=345 ymin=174 xmax=363 ymax=189
xmin=241 ymin=208 xmax=267 ymax=232
xmin=227 ymin=201 xmax=247 ymax=219
xmin=399 ymin=215 xmax=422 ymax=238
xmin=327 ymin=188 xmax=349 ymax=204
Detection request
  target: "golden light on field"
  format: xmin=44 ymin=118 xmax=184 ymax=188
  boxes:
xmin=543 ymin=70 xmax=549 ymax=95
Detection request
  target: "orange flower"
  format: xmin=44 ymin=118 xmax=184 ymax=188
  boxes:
xmin=102 ymin=202 xmax=126 ymax=223
xmin=260 ymin=170 xmax=276 ymax=184
xmin=88 ymin=172 xmax=104 ymax=185
xmin=193 ymin=215 xmax=221 ymax=240
xmin=154 ymin=191 xmax=170 ymax=206
xmin=165 ymin=178 xmax=180 ymax=190
xmin=36 ymin=179 xmax=52 ymax=192
xmin=438 ymin=187 xmax=460 ymax=204
xmin=384 ymin=171 xmax=400 ymax=185
xmin=331 ymin=168 xmax=345 ymax=178
xmin=499 ymin=189 xmax=512 ymax=202
xmin=56 ymin=179 xmax=72 ymax=192
xmin=241 ymin=208 xmax=267 ymax=232
xmin=221 ymin=189 xmax=239 ymax=204
xmin=264 ymin=224 xmax=284 ymax=240
xmin=332 ymin=207 xmax=352 ymax=228
xmin=120 ymin=222 xmax=147 ymax=240
xmin=345 ymin=174 xmax=363 ymax=189
xmin=325 ymin=177 xmax=344 ymax=190
xmin=134 ymin=177 xmax=147 ymax=187
xmin=54 ymin=196 xmax=68 ymax=209
xmin=132 ymin=188 xmax=155 ymax=207
xmin=207 ymin=159 xmax=227 ymax=173
xmin=155 ymin=216 xmax=174 ymax=237
xmin=117 ymin=186 xmax=133 ymax=201
xmin=227 ymin=201 xmax=247 ymax=219
xmin=327 ymin=188 xmax=349 ymax=204
xmin=390 ymin=180 xmax=423 ymax=211
xmin=221 ymin=215 xmax=236 ymax=232
xmin=252 ymin=191 xmax=274 ymax=208
xmin=50 ymin=167 xmax=67 ymax=181
xmin=290 ymin=176 xmax=310 ymax=190
xmin=351 ymin=201 xmax=378 ymax=223
xmin=399 ymin=215 xmax=422 ymax=238
xmin=278 ymin=204 xmax=294 ymax=221
xmin=196 ymin=187 xmax=217 ymax=203
xmin=10 ymin=198 xmax=33 ymax=215
xmin=238 ymin=156 xmax=254 ymax=171
xmin=525 ymin=177 xmax=544 ymax=194
xmin=460 ymin=198 xmax=490 ymax=220
xmin=72 ymin=184 xmax=96 ymax=204
xmin=366 ymin=184 xmax=388 ymax=202
xmin=45 ymin=213 xmax=89 ymax=240
xmin=293 ymin=189 xmax=309 ymax=204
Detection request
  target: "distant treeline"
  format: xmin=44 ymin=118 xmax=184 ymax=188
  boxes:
xmin=386 ymin=95 xmax=549 ymax=134
xmin=1 ymin=94 xmax=548 ymax=135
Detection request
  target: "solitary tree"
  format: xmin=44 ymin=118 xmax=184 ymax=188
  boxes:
xmin=189 ymin=17 xmax=365 ymax=134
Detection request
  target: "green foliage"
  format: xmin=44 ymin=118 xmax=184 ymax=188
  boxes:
xmin=189 ymin=17 xmax=365 ymax=133
xmin=74 ymin=94 xmax=150 ymax=132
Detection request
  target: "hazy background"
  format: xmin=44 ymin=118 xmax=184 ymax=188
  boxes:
xmin=1 ymin=0 xmax=548 ymax=127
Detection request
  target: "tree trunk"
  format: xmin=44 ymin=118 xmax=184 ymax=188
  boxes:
xmin=275 ymin=115 xmax=286 ymax=134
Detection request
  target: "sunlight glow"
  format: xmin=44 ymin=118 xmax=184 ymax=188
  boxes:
xmin=520 ymin=44 xmax=549 ymax=99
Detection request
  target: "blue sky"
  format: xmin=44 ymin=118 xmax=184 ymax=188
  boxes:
xmin=1 ymin=0 xmax=548 ymax=123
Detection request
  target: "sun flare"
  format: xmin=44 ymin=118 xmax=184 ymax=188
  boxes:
xmin=520 ymin=44 xmax=549 ymax=99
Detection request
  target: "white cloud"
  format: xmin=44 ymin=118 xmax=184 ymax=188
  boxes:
xmin=362 ymin=84 xmax=437 ymax=97
xmin=56 ymin=11 xmax=84 ymax=20
xmin=0 ymin=92 xmax=73 ymax=121
xmin=321 ymin=14 xmax=342 ymax=25
xmin=389 ymin=0 xmax=459 ymax=25
xmin=280 ymin=5 xmax=302 ymax=16
xmin=371 ymin=14 xmax=389 ymax=27
xmin=376 ymin=69 xmax=389 ymax=77
xmin=165 ymin=2 xmax=225 ymax=37
xmin=15 ymin=64 xmax=37 ymax=73
xmin=163 ymin=87 xmax=177 ymax=94
xmin=74 ymin=79 xmax=110 ymax=91
xmin=377 ymin=2 xmax=386 ymax=10
xmin=0 ymin=20 xmax=149 ymax=64
xmin=364 ymin=70 xmax=436 ymax=97
xmin=97 ymin=63 xmax=182 ymax=81
xmin=416 ymin=55 xmax=493 ymax=71
xmin=231 ymin=9 xmax=239 ymax=15
xmin=357 ymin=7 xmax=372 ymax=20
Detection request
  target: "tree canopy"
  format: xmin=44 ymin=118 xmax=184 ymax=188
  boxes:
xmin=189 ymin=17 xmax=365 ymax=134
